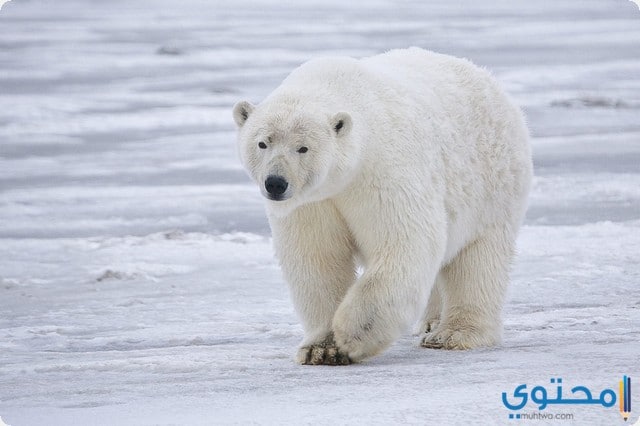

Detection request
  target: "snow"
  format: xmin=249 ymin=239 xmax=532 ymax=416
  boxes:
xmin=1 ymin=0 xmax=639 ymax=425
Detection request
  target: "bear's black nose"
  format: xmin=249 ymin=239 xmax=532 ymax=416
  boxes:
xmin=265 ymin=175 xmax=288 ymax=197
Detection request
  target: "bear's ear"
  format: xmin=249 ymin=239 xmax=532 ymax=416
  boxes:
xmin=232 ymin=101 xmax=255 ymax=127
xmin=331 ymin=112 xmax=352 ymax=138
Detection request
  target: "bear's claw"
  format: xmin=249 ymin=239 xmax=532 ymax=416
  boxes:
xmin=297 ymin=335 xmax=351 ymax=365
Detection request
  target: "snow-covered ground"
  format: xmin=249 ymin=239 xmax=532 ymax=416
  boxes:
xmin=1 ymin=1 xmax=639 ymax=425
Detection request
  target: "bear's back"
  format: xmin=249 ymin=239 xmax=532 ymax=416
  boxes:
xmin=272 ymin=48 xmax=498 ymax=112
xmin=270 ymin=55 xmax=381 ymax=110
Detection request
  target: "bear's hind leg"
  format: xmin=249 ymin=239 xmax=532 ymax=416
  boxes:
xmin=421 ymin=226 xmax=514 ymax=350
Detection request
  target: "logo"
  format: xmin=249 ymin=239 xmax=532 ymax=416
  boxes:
xmin=0 ymin=0 xmax=11 ymax=12
xmin=630 ymin=0 xmax=640 ymax=11
xmin=502 ymin=377 xmax=634 ymax=422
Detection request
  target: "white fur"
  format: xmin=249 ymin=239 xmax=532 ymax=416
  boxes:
xmin=233 ymin=47 xmax=532 ymax=364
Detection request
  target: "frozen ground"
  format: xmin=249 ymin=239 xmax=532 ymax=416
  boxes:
xmin=1 ymin=0 xmax=639 ymax=425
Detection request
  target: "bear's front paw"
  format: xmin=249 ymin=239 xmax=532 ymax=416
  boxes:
xmin=296 ymin=334 xmax=351 ymax=366
xmin=332 ymin=301 xmax=394 ymax=362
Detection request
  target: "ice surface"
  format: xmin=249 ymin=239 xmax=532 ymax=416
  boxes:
xmin=1 ymin=0 xmax=639 ymax=425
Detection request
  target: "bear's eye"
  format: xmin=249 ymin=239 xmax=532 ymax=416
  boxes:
xmin=297 ymin=147 xmax=308 ymax=154
xmin=258 ymin=142 xmax=267 ymax=149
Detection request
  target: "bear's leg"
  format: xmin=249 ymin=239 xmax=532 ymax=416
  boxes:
xmin=421 ymin=226 xmax=514 ymax=350
xmin=331 ymin=265 xmax=437 ymax=362
xmin=416 ymin=273 xmax=444 ymax=334
xmin=270 ymin=202 xmax=356 ymax=365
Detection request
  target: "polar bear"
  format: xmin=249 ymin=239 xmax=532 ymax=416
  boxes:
xmin=232 ymin=47 xmax=532 ymax=365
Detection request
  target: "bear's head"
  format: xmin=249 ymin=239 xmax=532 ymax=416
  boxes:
xmin=233 ymin=97 xmax=361 ymax=216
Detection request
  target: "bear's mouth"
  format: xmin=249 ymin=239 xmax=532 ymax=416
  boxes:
xmin=266 ymin=193 xmax=289 ymax=202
